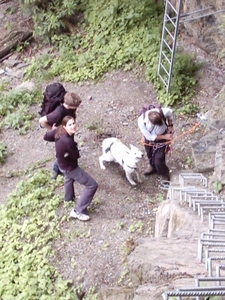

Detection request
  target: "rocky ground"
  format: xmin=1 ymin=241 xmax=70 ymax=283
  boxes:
xmin=0 ymin=1 xmax=225 ymax=299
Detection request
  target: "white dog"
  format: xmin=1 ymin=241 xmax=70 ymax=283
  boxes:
xmin=99 ymin=137 xmax=144 ymax=185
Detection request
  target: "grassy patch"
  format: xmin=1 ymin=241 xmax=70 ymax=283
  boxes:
xmin=0 ymin=169 xmax=77 ymax=299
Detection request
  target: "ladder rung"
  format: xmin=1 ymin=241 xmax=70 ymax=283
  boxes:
xmin=161 ymin=51 xmax=171 ymax=65
xmin=164 ymin=26 xmax=175 ymax=41
xmin=165 ymin=14 xmax=176 ymax=27
xmin=166 ymin=1 xmax=177 ymax=15
xmin=158 ymin=73 xmax=168 ymax=87
xmin=159 ymin=63 xmax=169 ymax=76
xmin=162 ymin=40 xmax=172 ymax=53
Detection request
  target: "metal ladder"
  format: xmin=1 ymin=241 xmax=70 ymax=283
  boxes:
xmin=158 ymin=1 xmax=225 ymax=93
xmin=158 ymin=0 xmax=181 ymax=93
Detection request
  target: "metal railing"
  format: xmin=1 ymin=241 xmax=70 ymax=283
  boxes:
xmin=162 ymin=172 xmax=225 ymax=299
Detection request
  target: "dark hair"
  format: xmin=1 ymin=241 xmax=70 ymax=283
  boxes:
xmin=148 ymin=111 xmax=163 ymax=126
xmin=55 ymin=115 xmax=75 ymax=140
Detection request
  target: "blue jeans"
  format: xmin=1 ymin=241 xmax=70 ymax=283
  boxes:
xmin=53 ymin=160 xmax=62 ymax=174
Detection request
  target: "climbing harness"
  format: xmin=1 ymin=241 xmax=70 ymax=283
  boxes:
xmin=141 ymin=121 xmax=201 ymax=148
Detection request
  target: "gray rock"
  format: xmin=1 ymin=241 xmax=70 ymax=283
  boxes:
xmin=5 ymin=67 xmax=24 ymax=79
xmin=15 ymin=81 xmax=36 ymax=92
xmin=2 ymin=59 xmax=22 ymax=68
xmin=191 ymin=132 xmax=224 ymax=172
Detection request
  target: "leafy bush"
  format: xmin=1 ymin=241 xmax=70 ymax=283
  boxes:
xmin=0 ymin=88 xmax=42 ymax=134
xmin=19 ymin=0 xmax=84 ymax=38
xmin=0 ymin=142 xmax=7 ymax=165
xmin=3 ymin=105 xmax=36 ymax=134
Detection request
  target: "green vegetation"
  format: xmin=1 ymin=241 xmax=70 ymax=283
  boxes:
xmin=212 ymin=180 xmax=224 ymax=193
xmin=128 ymin=220 xmax=144 ymax=233
xmin=0 ymin=169 xmax=78 ymax=299
xmin=0 ymin=142 xmax=7 ymax=165
xmin=20 ymin=0 xmax=202 ymax=112
xmin=0 ymin=88 xmax=42 ymax=134
xmin=87 ymin=122 xmax=105 ymax=136
xmin=185 ymin=155 xmax=193 ymax=168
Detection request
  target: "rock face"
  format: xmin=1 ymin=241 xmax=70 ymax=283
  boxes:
xmin=173 ymin=0 xmax=225 ymax=57
xmin=128 ymin=236 xmax=207 ymax=299
xmin=154 ymin=198 xmax=207 ymax=238
xmin=191 ymin=132 xmax=225 ymax=173
xmin=191 ymin=85 xmax=225 ymax=190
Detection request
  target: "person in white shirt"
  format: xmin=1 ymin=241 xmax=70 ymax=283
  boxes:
xmin=138 ymin=107 xmax=174 ymax=181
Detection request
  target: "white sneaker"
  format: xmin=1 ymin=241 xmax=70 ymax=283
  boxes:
xmin=70 ymin=209 xmax=90 ymax=221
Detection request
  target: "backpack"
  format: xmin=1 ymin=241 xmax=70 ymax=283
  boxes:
xmin=39 ymin=83 xmax=67 ymax=117
xmin=139 ymin=104 xmax=166 ymax=123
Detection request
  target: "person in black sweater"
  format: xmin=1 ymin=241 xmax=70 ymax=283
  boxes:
xmin=44 ymin=115 xmax=98 ymax=221
xmin=39 ymin=92 xmax=82 ymax=180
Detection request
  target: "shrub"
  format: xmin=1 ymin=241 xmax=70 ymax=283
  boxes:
xmin=0 ymin=88 xmax=42 ymax=134
xmin=0 ymin=142 xmax=7 ymax=165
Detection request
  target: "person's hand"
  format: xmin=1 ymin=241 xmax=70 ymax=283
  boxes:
xmin=164 ymin=133 xmax=173 ymax=140
xmin=52 ymin=123 xmax=58 ymax=130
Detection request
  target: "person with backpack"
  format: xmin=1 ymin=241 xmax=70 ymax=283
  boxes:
xmin=39 ymin=91 xmax=81 ymax=130
xmin=138 ymin=106 xmax=174 ymax=182
xmin=43 ymin=115 xmax=98 ymax=221
xmin=39 ymin=90 xmax=82 ymax=180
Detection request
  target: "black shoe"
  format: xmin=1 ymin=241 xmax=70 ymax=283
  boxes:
xmin=159 ymin=181 xmax=170 ymax=190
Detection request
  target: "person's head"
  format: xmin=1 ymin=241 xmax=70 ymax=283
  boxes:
xmin=62 ymin=116 xmax=76 ymax=135
xmin=148 ymin=111 xmax=163 ymax=126
xmin=55 ymin=116 xmax=76 ymax=139
xmin=64 ymin=93 xmax=82 ymax=109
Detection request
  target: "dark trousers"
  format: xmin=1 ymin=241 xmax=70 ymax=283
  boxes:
xmin=63 ymin=167 xmax=98 ymax=213
xmin=144 ymin=139 xmax=169 ymax=177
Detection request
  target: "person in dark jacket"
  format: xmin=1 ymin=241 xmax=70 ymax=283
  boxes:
xmin=39 ymin=92 xmax=82 ymax=179
xmin=44 ymin=115 xmax=98 ymax=221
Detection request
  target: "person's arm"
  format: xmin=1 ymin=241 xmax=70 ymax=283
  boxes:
xmin=39 ymin=116 xmax=52 ymax=131
xmin=162 ymin=108 xmax=173 ymax=119
xmin=155 ymin=133 xmax=173 ymax=141
xmin=43 ymin=128 xmax=57 ymax=142
xmin=162 ymin=108 xmax=174 ymax=133
xmin=67 ymin=140 xmax=80 ymax=160
xmin=39 ymin=107 xmax=62 ymax=130
xmin=138 ymin=116 xmax=157 ymax=141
